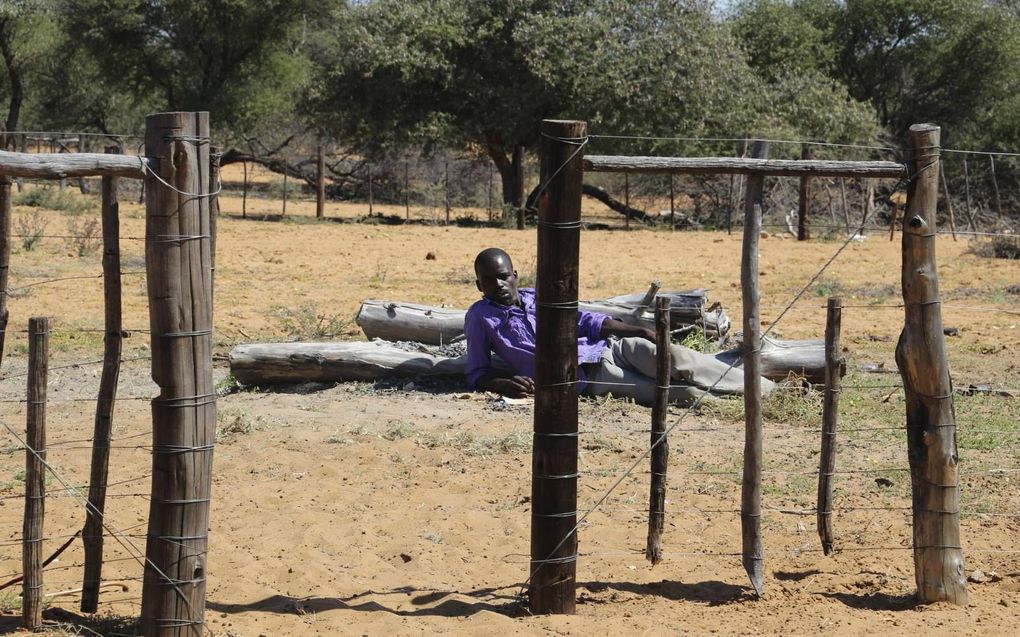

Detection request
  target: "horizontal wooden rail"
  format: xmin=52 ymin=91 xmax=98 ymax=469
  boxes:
xmin=0 ymin=151 xmax=149 ymax=179
xmin=584 ymin=155 xmax=907 ymax=179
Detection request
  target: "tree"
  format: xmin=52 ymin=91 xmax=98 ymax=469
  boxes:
xmin=61 ymin=0 xmax=322 ymax=139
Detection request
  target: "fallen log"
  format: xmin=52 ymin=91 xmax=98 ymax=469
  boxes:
xmin=355 ymin=289 xmax=730 ymax=345
xmin=229 ymin=335 xmax=830 ymax=387
xmin=715 ymin=335 xmax=837 ymax=384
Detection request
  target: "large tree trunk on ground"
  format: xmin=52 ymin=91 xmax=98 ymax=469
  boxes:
xmin=228 ymin=341 xmax=509 ymax=385
xmin=355 ymin=291 xmax=731 ymax=345
xmin=715 ymin=335 xmax=836 ymax=384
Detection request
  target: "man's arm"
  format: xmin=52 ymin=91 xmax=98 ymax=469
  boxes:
xmin=475 ymin=373 xmax=535 ymax=398
xmin=600 ymin=318 xmax=656 ymax=342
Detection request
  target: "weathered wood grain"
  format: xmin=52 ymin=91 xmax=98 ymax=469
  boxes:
xmin=584 ymin=154 xmax=906 ymax=178
xmin=0 ymin=149 xmax=149 ymax=178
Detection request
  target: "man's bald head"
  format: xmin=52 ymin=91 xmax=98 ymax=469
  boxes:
xmin=474 ymin=248 xmax=520 ymax=306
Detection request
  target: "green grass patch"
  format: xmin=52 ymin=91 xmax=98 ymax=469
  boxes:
xmin=15 ymin=186 xmax=96 ymax=213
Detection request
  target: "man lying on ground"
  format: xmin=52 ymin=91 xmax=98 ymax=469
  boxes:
xmin=464 ymin=247 xmax=774 ymax=406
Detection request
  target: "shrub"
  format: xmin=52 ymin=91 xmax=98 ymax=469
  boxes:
xmin=14 ymin=211 xmax=48 ymax=251
xmin=967 ymin=236 xmax=1020 ymax=259
xmin=15 ymin=186 xmax=95 ymax=213
xmin=65 ymin=216 xmax=102 ymax=257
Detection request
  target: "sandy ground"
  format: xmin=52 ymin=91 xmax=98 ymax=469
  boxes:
xmin=0 ymin=175 xmax=1018 ymax=635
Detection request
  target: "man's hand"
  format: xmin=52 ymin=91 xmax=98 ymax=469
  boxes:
xmin=484 ymin=375 xmax=535 ymax=398
xmin=601 ymin=318 xmax=657 ymax=343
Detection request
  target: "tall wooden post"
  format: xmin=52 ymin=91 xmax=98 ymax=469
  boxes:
xmin=895 ymin=124 xmax=967 ymax=604
xmin=646 ymin=296 xmax=670 ymax=564
xmin=740 ymin=140 xmax=768 ymax=597
xmin=81 ymin=146 xmax=124 ymax=612
xmin=140 ymin=112 xmax=216 ymax=635
xmin=241 ymin=160 xmax=248 ymax=218
xmin=797 ymin=145 xmax=813 ymax=240
xmin=79 ymin=136 xmax=91 ymax=194
xmin=487 ymin=163 xmax=493 ymax=221
xmin=514 ymin=145 xmax=525 ymax=230
xmin=839 ymin=179 xmax=851 ymax=235
xmin=209 ymin=148 xmax=221 ymax=301
xmin=316 ymin=145 xmax=325 ymax=219
xmin=817 ymin=297 xmax=842 ymax=555
xmin=530 ymin=119 xmax=585 ymax=615
xmin=23 ymin=316 xmax=48 ymax=630
xmin=17 ymin=133 xmax=26 ymax=191
xmin=0 ymin=176 xmax=10 ymax=368
xmin=281 ymin=162 xmax=288 ymax=216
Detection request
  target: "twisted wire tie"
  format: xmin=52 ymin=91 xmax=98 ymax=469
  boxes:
xmin=535 ymin=300 xmax=578 ymax=309
xmin=534 ymin=473 xmax=579 ymax=480
xmin=533 ymin=432 xmax=579 ymax=438
xmin=150 ymin=498 xmax=211 ymax=505
xmin=151 ymin=444 xmax=214 ymax=455
xmin=536 ymin=219 xmax=583 ymax=229
xmin=530 ymin=554 xmax=578 ymax=565
xmin=532 ymin=511 xmax=578 ymax=518
xmin=148 ymin=234 xmax=211 ymax=244
xmin=157 ymin=329 xmax=212 ymax=338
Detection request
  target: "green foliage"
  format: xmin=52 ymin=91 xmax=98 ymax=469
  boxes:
xmin=15 ymin=186 xmax=94 ymax=213
xmin=270 ymin=303 xmax=350 ymax=341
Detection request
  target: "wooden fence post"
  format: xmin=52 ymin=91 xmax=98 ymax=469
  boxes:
xmin=839 ymin=179 xmax=851 ymax=235
xmin=896 ymin=123 xmax=968 ymax=604
xmin=0 ymin=176 xmax=10 ymax=368
xmin=624 ymin=173 xmax=630 ymax=231
xmin=530 ymin=119 xmax=585 ymax=615
xmin=17 ymin=133 xmax=26 ymax=191
xmin=817 ymin=297 xmax=842 ymax=555
xmin=23 ymin=316 xmax=48 ymax=630
xmin=797 ymin=146 xmax=813 ymax=240
xmin=669 ymin=174 xmax=675 ymax=230
xmin=487 ymin=163 xmax=493 ymax=222
xmin=962 ymin=159 xmax=976 ymax=231
xmin=316 ymin=144 xmax=325 ymax=219
xmin=81 ymin=146 xmax=124 ymax=613
xmin=646 ymin=296 xmax=670 ymax=564
xmin=281 ymin=161 xmax=288 ymax=216
xmin=209 ymin=148 xmax=221 ymax=299
xmin=404 ymin=161 xmax=410 ymax=220
xmin=241 ymin=160 xmax=248 ymax=219
xmin=367 ymin=164 xmax=373 ymax=216
xmin=79 ymin=136 xmax=91 ymax=194
xmin=140 ymin=112 xmax=216 ymax=636
xmin=740 ymin=140 xmax=768 ymax=597
xmin=940 ymin=165 xmax=958 ymax=241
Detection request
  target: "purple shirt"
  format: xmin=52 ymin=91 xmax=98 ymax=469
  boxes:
xmin=464 ymin=288 xmax=609 ymax=390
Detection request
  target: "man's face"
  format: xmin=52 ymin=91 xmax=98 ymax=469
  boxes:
xmin=476 ymin=254 xmax=520 ymax=307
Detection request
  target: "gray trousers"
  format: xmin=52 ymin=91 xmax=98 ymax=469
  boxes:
xmin=581 ymin=337 xmax=775 ymax=406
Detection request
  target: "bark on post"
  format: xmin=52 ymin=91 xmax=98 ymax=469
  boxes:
xmin=209 ymin=148 xmax=221 ymax=297
xmin=79 ymin=136 xmax=90 ymax=194
xmin=17 ymin=133 xmax=26 ymax=192
xmin=895 ymin=123 xmax=967 ymax=605
xmin=530 ymin=119 xmax=585 ymax=615
xmin=817 ymin=297 xmax=842 ymax=556
xmin=140 ymin=112 xmax=216 ymax=636
xmin=740 ymin=140 xmax=768 ymax=597
xmin=241 ymin=160 xmax=248 ymax=219
xmin=316 ymin=144 xmax=325 ymax=219
xmin=367 ymin=164 xmax=373 ymax=216
xmin=646 ymin=296 xmax=670 ymax=565
xmin=0 ymin=177 xmax=10 ymax=368
xmin=839 ymin=179 xmax=851 ymax=235
xmin=23 ymin=316 xmax=48 ymax=630
xmin=797 ymin=146 xmax=813 ymax=240
xmin=514 ymin=145 xmax=525 ymax=230
xmin=940 ymin=166 xmax=958 ymax=241
xmin=81 ymin=146 xmax=124 ymax=613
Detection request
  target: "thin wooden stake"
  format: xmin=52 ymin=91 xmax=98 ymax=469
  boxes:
xmin=839 ymin=179 xmax=851 ymax=235
xmin=23 ymin=316 xmax=49 ymax=630
xmin=209 ymin=148 xmax=221 ymax=301
xmin=863 ymin=179 xmax=874 ymax=235
xmin=17 ymin=133 xmax=26 ymax=191
xmin=282 ymin=162 xmax=288 ymax=216
xmin=646 ymin=296 xmax=670 ymax=564
xmin=79 ymin=136 xmax=90 ymax=194
xmin=897 ymin=123 xmax=967 ymax=605
xmin=444 ymin=161 xmax=450 ymax=224
xmin=817 ymin=297 xmax=842 ymax=555
xmin=740 ymin=140 xmax=768 ymax=597
xmin=729 ymin=138 xmax=748 ymax=235
xmin=624 ymin=173 xmax=630 ymax=231
xmin=514 ymin=145 xmax=525 ymax=230
xmin=487 ymin=163 xmax=493 ymax=222
xmin=989 ymin=154 xmax=1003 ymax=220
xmin=241 ymin=160 xmax=248 ymax=218
xmin=404 ymin=161 xmax=410 ymax=220
xmin=316 ymin=144 xmax=325 ymax=219
xmin=0 ymin=177 xmax=10 ymax=368
xmin=367 ymin=164 xmax=373 ymax=216
xmin=889 ymin=202 xmax=898 ymax=241
xmin=530 ymin=119 xmax=586 ymax=615
xmin=940 ymin=164 xmax=958 ymax=241
xmin=797 ymin=146 xmax=813 ymax=240
xmin=140 ymin=112 xmax=216 ymax=636
xmin=669 ymin=174 xmax=675 ymax=230
xmin=962 ymin=158 xmax=976 ymax=230
xmin=80 ymin=147 xmax=123 ymax=613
